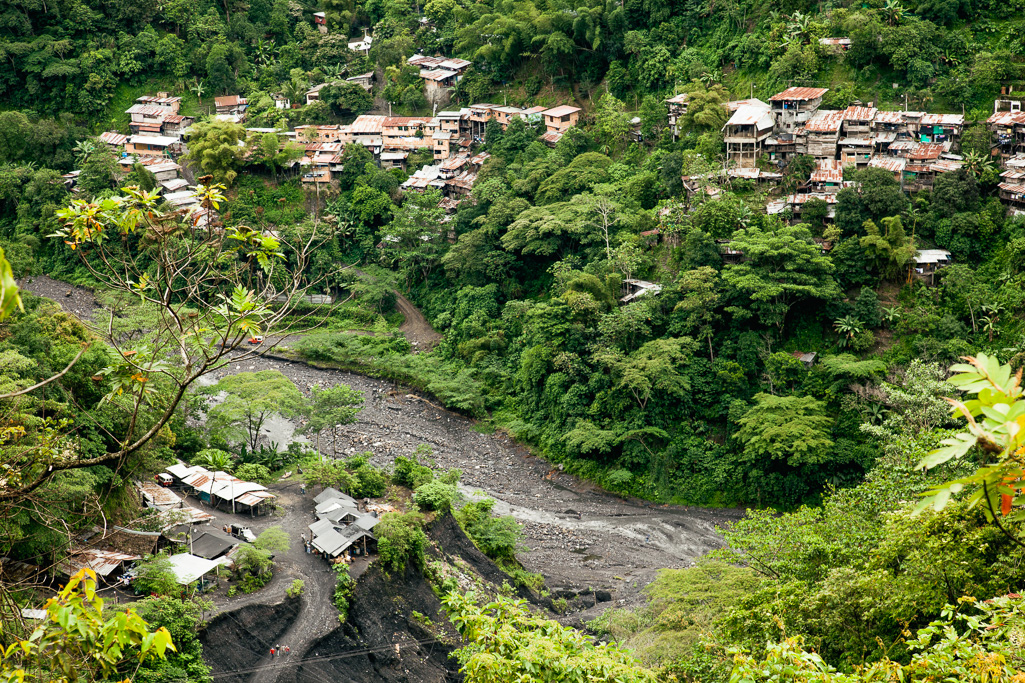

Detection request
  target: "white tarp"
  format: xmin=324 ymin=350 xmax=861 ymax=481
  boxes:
xmin=166 ymin=553 xmax=219 ymax=584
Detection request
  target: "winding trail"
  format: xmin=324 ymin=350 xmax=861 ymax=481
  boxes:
xmin=19 ymin=275 xmax=740 ymax=630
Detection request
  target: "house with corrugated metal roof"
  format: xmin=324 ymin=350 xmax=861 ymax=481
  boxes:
xmin=770 ymin=87 xmax=828 ymax=134
xmin=722 ymin=99 xmax=773 ymax=169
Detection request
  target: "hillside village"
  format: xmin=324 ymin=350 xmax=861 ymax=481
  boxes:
xmin=78 ymin=67 xmax=1025 ymax=285
xmin=8 ymin=0 xmax=1025 ymax=680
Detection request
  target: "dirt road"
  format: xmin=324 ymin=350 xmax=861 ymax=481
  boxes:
xmin=394 ymin=291 xmax=442 ymax=352
xmin=20 ymin=275 xmax=738 ymax=615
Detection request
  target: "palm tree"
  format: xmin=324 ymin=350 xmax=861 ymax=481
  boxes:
xmin=190 ymin=78 xmax=207 ymax=105
xmin=193 ymin=448 xmax=233 ymax=472
xmin=834 ymin=316 xmax=864 ymax=348
xmin=282 ymin=77 xmax=309 ymax=107
xmin=882 ymin=0 xmax=906 ymax=25
xmin=72 ymin=139 xmax=97 ymax=165
xmin=881 ymin=306 xmax=902 ymax=328
xmin=963 ymin=150 xmax=996 ymax=178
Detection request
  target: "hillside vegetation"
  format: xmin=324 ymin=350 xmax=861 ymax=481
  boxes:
xmin=3 ymin=0 xmax=1025 ymax=682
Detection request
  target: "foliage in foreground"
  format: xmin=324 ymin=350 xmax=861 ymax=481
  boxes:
xmin=442 ymin=591 xmax=661 ymax=683
xmin=0 ymin=569 xmax=174 ymax=683
xmin=729 ymin=593 xmax=1025 ymax=683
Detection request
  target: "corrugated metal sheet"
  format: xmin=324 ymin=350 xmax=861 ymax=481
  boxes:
xmin=769 ymin=87 xmax=828 ymax=102
xmin=921 ymin=113 xmax=964 ymax=126
xmin=58 ymin=549 xmax=140 ymax=577
xmin=350 ymin=115 xmax=387 ymax=135
xmin=725 ymin=102 xmax=773 ymax=127
xmin=868 ymin=157 xmax=907 ymax=173
xmin=872 ymin=110 xmax=905 ymax=124
xmin=909 ymin=143 xmax=945 ymax=160
xmin=843 ymin=106 xmax=877 ymax=121
xmin=125 ymin=104 xmax=166 ymax=116
xmin=804 ymin=110 xmax=845 ymax=132
xmin=235 ymin=491 xmax=276 ymax=507
xmin=99 ymin=131 xmax=128 ymax=146
xmin=932 ymin=159 xmax=963 ymax=172
xmin=137 ymin=481 xmax=183 ymax=510
xmin=989 ymin=111 xmax=1025 ymax=126
xmin=810 ymin=159 xmax=845 ymax=183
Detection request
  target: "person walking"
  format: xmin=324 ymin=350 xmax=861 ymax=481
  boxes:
xmin=284 ymin=646 xmax=291 ymax=655
xmin=269 ymin=647 xmax=275 ymax=659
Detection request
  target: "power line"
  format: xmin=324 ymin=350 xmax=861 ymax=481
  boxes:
xmin=207 ymin=635 xmax=449 ymax=680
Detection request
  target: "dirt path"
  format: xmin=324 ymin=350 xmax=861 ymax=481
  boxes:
xmin=173 ymin=482 xmax=342 ymax=683
xmin=394 ymin=291 xmax=442 ymax=351
xmin=351 ymin=269 xmax=442 ymax=352
xmin=20 ymin=275 xmax=738 ymax=616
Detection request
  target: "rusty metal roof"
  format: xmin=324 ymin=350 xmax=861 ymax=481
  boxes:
xmin=214 ymin=95 xmax=247 ymax=107
xmin=770 ymin=86 xmax=828 ymax=102
xmin=921 ymin=113 xmax=964 ymax=126
xmin=809 ymin=159 xmax=846 ymax=183
xmin=58 ymin=549 xmax=140 ymax=577
xmin=99 ymin=131 xmax=128 ymax=146
xmin=804 ymin=110 xmax=845 ymax=132
xmin=350 ymin=115 xmax=386 ymax=134
xmin=872 ymin=110 xmax=905 ymax=124
xmin=868 ymin=157 xmax=906 ymax=173
xmin=137 ymin=481 xmax=183 ymax=510
xmin=843 ymin=106 xmax=877 ymax=121
xmin=989 ymin=111 xmax=1025 ymax=126
xmin=909 ymin=143 xmax=945 ymax=160
xmin=383 ymin=117 xmax=432 ymax=127
xmin=665 ymin=93 xmax=689 ymax=105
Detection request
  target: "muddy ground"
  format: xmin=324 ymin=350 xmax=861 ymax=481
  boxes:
xmin=19 ymin=275 xmax=741 ymax=620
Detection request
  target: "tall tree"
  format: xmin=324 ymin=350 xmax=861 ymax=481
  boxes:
xmin=200 ymin=370 xmax=304 ymax=451
xmin=182 ymin=120 xmax=250 ymax=185
xmin=859 ymin=216 xmax=915 ymax=280
xmin=722 ymin=222 xmax=840 ymax=335
xmin=736 ymin=393 xmax=835 ymax=467
xmin=297 ymin=384 xmax=364 ymax=458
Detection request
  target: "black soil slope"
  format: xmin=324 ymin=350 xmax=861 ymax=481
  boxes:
xmin=286 ymin=558 xmax=459 ymax=683
xmin=201 ymin=514 xmax=529 ymax=683
xmin=200 ymin=599 xmax=302 ymax=683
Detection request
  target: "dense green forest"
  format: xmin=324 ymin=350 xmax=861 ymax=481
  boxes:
xmin=3 ymin=0 xmax=1025 ymax=681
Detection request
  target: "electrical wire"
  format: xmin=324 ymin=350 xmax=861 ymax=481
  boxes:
xmin=206 ymin=635 xmax=449 ymax=679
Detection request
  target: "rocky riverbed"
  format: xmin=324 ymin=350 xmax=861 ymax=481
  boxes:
xmin=19 ymin=275 xmax=741 ymax=617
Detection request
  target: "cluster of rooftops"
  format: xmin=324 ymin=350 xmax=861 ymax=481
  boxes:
xmin=308 ymin=488 xmax=385 ymax=559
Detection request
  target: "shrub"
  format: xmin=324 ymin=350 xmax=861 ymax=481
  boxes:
xmin=333 ymin=564 xmax=354 ymax=620
xmin=234 ymin=463 xmax=273 ymax=484
xmin=376 ymin=512 xmax=428 ymax=572
xmin=133 ymin=555 xmax=180 ymax=597
xmin=287 ymin=579 xmax=305 ymax=598
xmin=455 ymin=497 xmax=522 ymax=561
xmin=393 ymin=455 xmax=434 ymax=489
xmin=254 ymin=526 xmax=289 ymax=554
xmin=414 ymin=479 xmax=458 ymax=513
xmin=353 ymin=463 xmax=388 ymax=498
